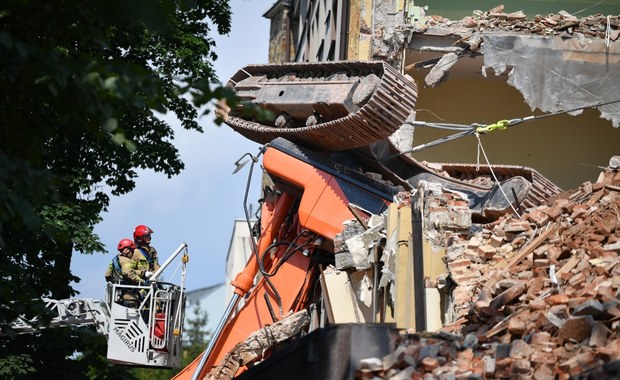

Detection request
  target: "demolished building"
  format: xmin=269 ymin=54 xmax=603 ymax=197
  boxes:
xmin=178 ymin=3 xmax=620 ymax=379
xmin=326 ymin=156 xmax=620 ymax=379
xmin=253 ymin=2 xmax=620 ymax=379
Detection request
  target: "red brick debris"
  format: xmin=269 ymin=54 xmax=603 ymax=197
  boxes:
xmin=356 ymin=160 xmax=620 ymax=379
xmin=426 ymin=4 xmax=619 ymax=41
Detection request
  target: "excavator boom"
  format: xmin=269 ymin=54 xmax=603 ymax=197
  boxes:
xmin=173 ymin=137 xmax=400 ymax=379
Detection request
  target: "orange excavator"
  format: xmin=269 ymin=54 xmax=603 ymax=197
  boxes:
xmin=173 ymin=61 xmax=561 ymax=380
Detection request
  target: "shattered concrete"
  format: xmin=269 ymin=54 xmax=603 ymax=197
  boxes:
xmin=424 ymin=52 xmax=458 ymax=87
xmin=371 ymin=0 xmax=411 ymax=66
xmin=482 ymin=33 xmax=620 ymax=127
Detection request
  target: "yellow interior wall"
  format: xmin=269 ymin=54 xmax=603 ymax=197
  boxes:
xmin=404 ymin=72 xmax=620 ymax=190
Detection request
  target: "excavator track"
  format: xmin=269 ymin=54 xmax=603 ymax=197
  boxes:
xmin=428 ymin=162 xmax=563 ymax=211
xmin=224 ymin=61 xmax=418 ymax=151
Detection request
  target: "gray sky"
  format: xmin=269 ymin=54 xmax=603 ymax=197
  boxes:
xmin=71 ymin=0 xmax=273 ymax=299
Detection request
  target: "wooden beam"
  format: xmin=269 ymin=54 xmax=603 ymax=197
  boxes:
xmin=382 ymin=203 xmax=399 ymax=324
xmin=423 ymin=240 xmax=446 ymax=281
xmin=500 ymin=223 xmax=558 ymax=270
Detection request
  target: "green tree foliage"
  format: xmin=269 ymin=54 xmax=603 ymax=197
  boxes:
xmin=0 ymin=354 xmax=36 ymax=380
xmin=182 ymin=299 xmax=213 ymax=360
xmin=130 ymin=300 xmax=211 ymax=380
xmin=0 ymin=0 xmax=230 ymax=377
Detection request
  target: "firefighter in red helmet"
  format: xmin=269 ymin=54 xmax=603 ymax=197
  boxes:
xmin=132 ymin=224 xmax=160 ymax=279
xmin=104 ymin=238 xmax=144 ymax=307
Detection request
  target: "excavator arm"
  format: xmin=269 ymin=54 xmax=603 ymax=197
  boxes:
xmin=174 ymin=138 xmax=400 ymax=379
xmin=178 ymin=60 xmax=562 ymax=379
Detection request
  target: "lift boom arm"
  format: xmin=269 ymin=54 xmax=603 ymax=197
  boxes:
xmin=2 ymin=297 xmax=110 ymax=337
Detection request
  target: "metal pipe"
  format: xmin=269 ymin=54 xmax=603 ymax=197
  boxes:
xmin=285 ymin=6 xmax=291 ymax=62
xmin=412 ymin=188 xmax=427 ymax=332
xmin=191 ymin=293 xmax=241 ymax=380
xmin=150 ymin=243 xmax=188 ymax=281
xmin=339 ymin=0 xmax=349 ymax=60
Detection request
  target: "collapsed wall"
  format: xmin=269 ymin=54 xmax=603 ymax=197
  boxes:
xmin=330 ymin=156 xmax=620 ymax=379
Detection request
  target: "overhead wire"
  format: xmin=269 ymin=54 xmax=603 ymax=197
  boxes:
xmin=391 ymin=97 xmax=620 ymax=159
xmin=474 ymin=132 xmax=522 ymax=218
xmin=387 ymin=98 xmax=620 ymax=217
xmin=572 ymin=0 xmax=608 ymax=16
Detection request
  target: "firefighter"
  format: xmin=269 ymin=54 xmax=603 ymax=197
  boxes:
xmin=132 ymin=224 xmax=161 ymax=278
xmin=104 ymin=238 xmax=146 ymax=308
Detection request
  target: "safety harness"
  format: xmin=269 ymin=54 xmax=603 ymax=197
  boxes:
xmin=137 ymin=247 xmax=155 ymax=266
xmin=111 ymin=256 xmax=123 ymax=281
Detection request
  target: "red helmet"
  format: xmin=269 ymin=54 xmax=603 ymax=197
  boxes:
xmin=117 ymin=238 xmax=135 ymax=251
xmin=133 ymin=224 xmax=154 ymax=244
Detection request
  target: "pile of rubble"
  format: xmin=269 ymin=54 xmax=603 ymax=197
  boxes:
xmin=427 ymin=4 xmax=619 ymax=41
xmin=355 ymin=157 xmax=620 ymax=379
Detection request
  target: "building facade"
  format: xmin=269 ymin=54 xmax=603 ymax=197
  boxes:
xmin=263 ymin=0 xmax=620 ymax=190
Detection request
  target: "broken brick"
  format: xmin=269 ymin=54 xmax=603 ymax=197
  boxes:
xmin=545 ymin=294 xmax=569 ymax=305
xmin=556 ymin=315 xmax=593 ymax=344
